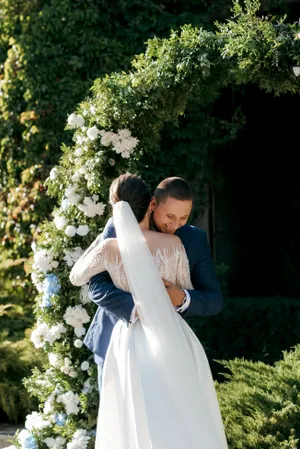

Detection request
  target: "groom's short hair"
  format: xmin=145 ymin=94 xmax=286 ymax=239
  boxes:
xmin=154 ymin=177 xmax=193 ymax=204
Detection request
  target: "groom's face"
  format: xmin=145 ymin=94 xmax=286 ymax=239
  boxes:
xmin=151 ymin=197 xmax=192 ymax=234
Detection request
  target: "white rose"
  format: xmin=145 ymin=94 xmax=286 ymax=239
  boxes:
xmin=87 ymin=126 xmax=100 ymax=141
xmin=54 ymin=215 xmax=67 ymax=230
xmin=65 ymin=225 xmax=77 ymax=237
xmin=68 ymin=113 xmax=84 ymax=128
xmin=74 ymin=339 xmax=83 ymax=348
xmin=80 ymin=361 xmax=89 ymax=371
xmin=76 ymin=225 xmax=90 ymax=236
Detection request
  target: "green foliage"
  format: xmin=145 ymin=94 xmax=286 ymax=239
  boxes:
xmin=188 ymin=297 xmax=300 ymax=380
xmin=0 ymin=335 xmax=44 ymax=423
xmin=0 ymin=259 xmax=42 ymax=422
xmin=215 ymin=0 xmax=300 ymax=94
xmin=216 ymin=345 xmax=300 ymax=448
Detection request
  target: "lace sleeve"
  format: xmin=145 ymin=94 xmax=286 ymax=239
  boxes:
xmin=69 ymin=235 xmax=110 ymax=286
xmin=175 ymin=243 xmax=193 ymax=290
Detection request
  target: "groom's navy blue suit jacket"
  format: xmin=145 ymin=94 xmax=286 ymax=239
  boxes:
xmin=83 ymin=218 xmax=223 ymax=366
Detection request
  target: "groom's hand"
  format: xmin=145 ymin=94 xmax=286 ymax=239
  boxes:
xmin=162 ymin=279 xmax=185 ymax=307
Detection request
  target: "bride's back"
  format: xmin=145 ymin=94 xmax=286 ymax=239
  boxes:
xmin=104 ymin=230 xmax=192 ymax=293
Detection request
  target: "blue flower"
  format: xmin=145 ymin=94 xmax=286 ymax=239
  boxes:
xmin=41 ymin=274 xmax=61 ymax=308
xmin=54 ymin=413 xmax=66 ymax=427
xmin=21 ymin=435 xmax=38 ymax=449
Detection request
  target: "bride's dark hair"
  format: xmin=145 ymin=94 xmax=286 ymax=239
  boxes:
xmin=109 ymin=173 xmax=151 ymax=223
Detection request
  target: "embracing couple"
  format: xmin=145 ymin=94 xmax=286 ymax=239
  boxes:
xmin=70 ymin=175 xmax=228 ymax=448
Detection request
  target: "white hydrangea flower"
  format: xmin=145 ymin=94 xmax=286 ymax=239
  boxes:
xmin=78 ymin=166 xmax=87 ymax=174
xmin=82 ymin=378 xmax=93 ymax=394
xmin=63 ymin=305 xmax=90 ymax=334
xmin=77 ymin=197 xmax=106 ymax=218
xmin=61 ymin=198 xmax=70 ymax=211
xmin=67 ymin=430 xmax=90 ymax=449
xmin=32 ymin=322 xmax=67 ymax=348
xmin=47 ymin=324 xmax=67 ymax=345
xmin=117 ymin=129 xmax=132 ymax=139
xmin=100 ymin=131 xmax=116 ymax=147
xmin=111 ymin=130 xmax=139 ymax=158
xmin=80 ymin=361 xmax=89 ymax=371
xmin=68 ymin=113 xmax=85 ymax=128
xmin=44 ymin=436 xmax=66 ymax=449
xmin=54 ymin=215 xmax=67 ymax=230
xmin=63 ymin=247 xmax=84 ymax=267
xmin=18 ymin=430 xmax=31 ymax=444
xmin=74 ymin=326 xmax=86 ymax=338
xmin=71 ymin=171 xmax=82 ymax=183
xmin=76 ymin=134 xmax=89 ymax=145
xmin=60 ymin=357 xmax=77 ymax=377
xmin=90 ymin=105 xmax=96 ymax=115
xmin=31 ymin=323 xmax=50 ymax=348
xmin=76 ymin=225 xmax=90 ymax=236
xmin=31 ymin=272 xmax=44 ymax=293
xmin=87 ymin=126 xmax=101 ymax=141
xmin=56 ymin=391 xmax=80 ymax=415
xmin=44 ymin=391 xmax=56 ymax=415
xmin=80 ymin=285 xmax=91 ymax=304
xmin=32 ymin=249 xmax=59 ymax=273
xmin=65 ymin=184 xmax=81 ymax=206
xmin=65 ymin=225 xmax=77 ymax=238
xmin=25 ymin=412 xmax=50 ymax=431
xmin=75 ymin=147 xmax=83 ymax=157
xmin=48 ymin=352 xmax=61 ymax=368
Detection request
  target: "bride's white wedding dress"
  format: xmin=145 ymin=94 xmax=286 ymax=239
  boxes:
xmin=70 ymin=201 xmax=228 ymax=449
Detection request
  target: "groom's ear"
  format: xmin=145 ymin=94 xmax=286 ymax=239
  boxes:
xmin=150 ymin=197 xmax=156 ymax=212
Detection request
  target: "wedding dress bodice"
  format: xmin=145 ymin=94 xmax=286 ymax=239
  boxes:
xmin=69 ymin=233 xmax=193 ymax=292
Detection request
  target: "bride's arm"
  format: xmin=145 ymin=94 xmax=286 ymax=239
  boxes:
xmin=69 ymin=217 xmax=114 ymax=286
xmin=69 ymin=238 xmax=109 ymax=286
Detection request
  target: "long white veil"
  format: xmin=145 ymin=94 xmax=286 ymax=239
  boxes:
xmin=113 ymin=200 xmax=192 ymax=358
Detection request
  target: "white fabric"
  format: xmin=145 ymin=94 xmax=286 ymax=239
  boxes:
xmin=95 ymin=201 xmax=228 ymax=449
xmin=176 ymin=288 xmax=191 ymax=313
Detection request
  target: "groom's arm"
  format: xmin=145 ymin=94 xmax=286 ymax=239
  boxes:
xmin=88 ymin=217 xmax=135 ymax=323
xmin=186 ymin=229 xmax=223 ymax=317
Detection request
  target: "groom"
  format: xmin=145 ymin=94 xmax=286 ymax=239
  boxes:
xmin=84 ymin=176 xmax=223 ymax=389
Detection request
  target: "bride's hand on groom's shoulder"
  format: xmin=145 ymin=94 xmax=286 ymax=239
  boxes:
xmin=162 ymin=279 xmax=185 ymax=307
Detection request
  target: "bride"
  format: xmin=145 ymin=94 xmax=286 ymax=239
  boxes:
xmin=70 ymin=174 xmax=228 ymax=449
